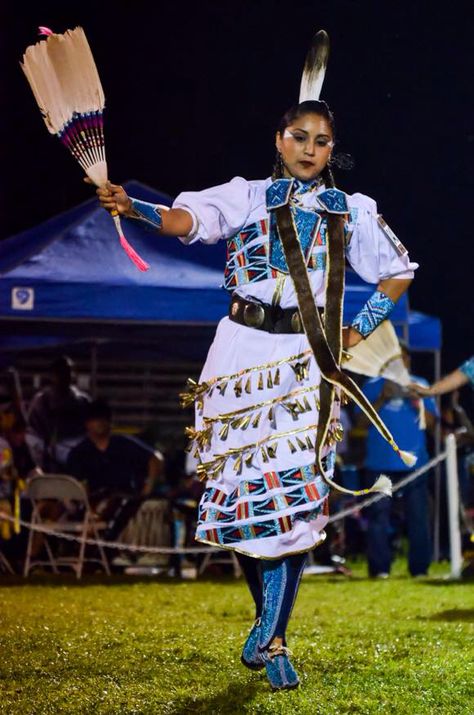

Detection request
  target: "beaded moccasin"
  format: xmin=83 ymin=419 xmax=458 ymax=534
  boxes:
xmin=261 ymin=644 xmax=300 ymax=691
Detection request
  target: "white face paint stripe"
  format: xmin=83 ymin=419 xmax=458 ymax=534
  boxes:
xmin=282 ymin=129 xmax=334 ymax=148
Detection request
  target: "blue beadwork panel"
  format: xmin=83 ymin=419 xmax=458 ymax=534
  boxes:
xmin=268 ymin=208 xmax=321 ymax=273
xmin=265 ymin=179 xmax=293 ymax=210
xmin=224 ymin=219 xmax=270 ymax=289
xmin=196 ymin=463 xmax=330 ymax=547
xmin=316 ymin=189 xmax=348 ymax=214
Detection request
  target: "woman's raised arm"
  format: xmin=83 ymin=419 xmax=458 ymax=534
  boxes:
xmin=90 ymin=180 xmax=194 ymax=237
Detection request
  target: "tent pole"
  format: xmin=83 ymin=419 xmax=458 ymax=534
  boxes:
xmin=90 ymin=341 xmax=98 ymax=398
xmin=433 ymin=348 xmax=442 ymax=562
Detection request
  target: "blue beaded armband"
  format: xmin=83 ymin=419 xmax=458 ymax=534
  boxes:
xmin=351 ymin=290 xmax=395 ymax=338
xmin=130 ymin=198 xmax=163 ymax=231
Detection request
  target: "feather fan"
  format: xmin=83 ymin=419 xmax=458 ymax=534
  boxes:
xmin=21 ymin=26 xmax=149 ymax=271
xmin=344 ymin=320 xmax=410 ymax=386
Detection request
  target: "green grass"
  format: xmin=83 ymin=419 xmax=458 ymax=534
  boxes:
xmin=0 ymin=560 xmax=472 ymax=714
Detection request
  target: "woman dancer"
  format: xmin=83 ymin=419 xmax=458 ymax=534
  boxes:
xmin=95 ymin=32 xmax=417 ymax=690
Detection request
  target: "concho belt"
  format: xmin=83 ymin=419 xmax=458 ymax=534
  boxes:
xmin=229 ymin=293 xmax=323 ymax=334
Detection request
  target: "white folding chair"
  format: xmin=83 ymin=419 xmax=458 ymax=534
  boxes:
xmin=118 ymin=498 xmax=172 ymax=566
xmin=23 ymin=474 xmax=111 ymax=579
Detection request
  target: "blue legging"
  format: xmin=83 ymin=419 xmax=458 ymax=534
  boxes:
xmin=237 ymin=552 xmax=308 ymax=648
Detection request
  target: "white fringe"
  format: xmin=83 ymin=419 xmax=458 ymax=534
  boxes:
xmin=372 ymin=474 xmax=392 ymax=497
xmin=399 ymin=450 xmax=418 ymax=468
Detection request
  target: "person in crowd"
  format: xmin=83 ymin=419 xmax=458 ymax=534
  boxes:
xmin=67 ymin=398 xmax=164 ymax=540
xmin=356 ymin=343 xmax=438 ymax=578
xmin=0 ymin=438 xmax=15 ymax=543
xmin=414 ymin=356 xmax=474 ymax=558
xmin=0 ymin=415 xmax=43 ymax=567
xmin=3 ymin=416 xmax=42 ymax=479
xmin=412 ymin=356 xmax=474 ymax=396
xmin=28 ymin=356 xmax=91 ymax=470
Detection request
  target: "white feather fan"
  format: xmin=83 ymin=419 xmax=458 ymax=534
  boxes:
xmin=344 ymin=320 xmax=410 ymax=386
xmin=21 ymin=26 xmax=149 ymax=271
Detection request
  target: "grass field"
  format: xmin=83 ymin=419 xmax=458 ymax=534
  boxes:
xmin=0 ymin=560 xmax=472 ymax=714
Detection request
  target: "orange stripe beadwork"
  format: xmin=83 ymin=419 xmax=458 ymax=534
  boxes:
xmin=211 ymin=490 xmax=226 ymax=505
xmin=304 ymin=483 xmax=320 ymax=501
xmin=264 ymin=471 xmax=280 ymax=490
xmin=236 ymin=501 xmax=250 ymax=521
xmin=278 ymin=515 xmax=292 ymax=533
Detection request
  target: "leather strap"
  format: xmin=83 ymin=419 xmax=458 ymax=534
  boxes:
xmin=274 ymin=202 xmax=406 ymax=496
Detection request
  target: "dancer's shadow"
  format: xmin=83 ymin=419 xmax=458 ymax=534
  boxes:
xmin=420 ymin=608 xmax=474 ymax=622
xmin=171 ymin=679 xmax=261 ymax=714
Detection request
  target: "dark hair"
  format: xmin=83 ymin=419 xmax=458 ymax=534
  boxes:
xmin=276 ymin=100 xmax=336 ymax=140
xmin=50 ymin=355 xmax=74 ymax=378
xmin=85 ymin=398 xmax=112 ymax=423
xmin=273 ymin=99 xmax=353 ymax=182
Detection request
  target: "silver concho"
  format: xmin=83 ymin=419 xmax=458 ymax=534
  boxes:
xmin=291 ymin=310 xmax=302 ymax=333
xmin=243 ymin=303 xmax=265 ymax=328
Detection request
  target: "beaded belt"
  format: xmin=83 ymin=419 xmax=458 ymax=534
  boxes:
xmin=229 ymin=293 xmax=323 ymax=334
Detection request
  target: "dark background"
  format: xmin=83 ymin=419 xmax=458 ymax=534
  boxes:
xmin=1 ymin=1 xmax=472 ymax=371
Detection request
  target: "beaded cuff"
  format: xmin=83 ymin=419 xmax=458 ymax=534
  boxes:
xmin=130 ymin=198 xmax=163 ymax=231
xmin=351 ymin=290 xmax=395 ymax=338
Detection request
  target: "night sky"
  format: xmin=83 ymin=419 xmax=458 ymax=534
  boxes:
xmin=1 ymin=1 xmax=472 ymax=371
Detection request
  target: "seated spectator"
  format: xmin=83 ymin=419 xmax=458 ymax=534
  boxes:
xmin=0 ymin=418 xmax=42 ymax=567
xmin=3 ymin=416 xmax=42 ymax=479
xmin=28 ymin=355 xmax=91 ymax=471
xmin=0 ymin=440 xmax=15 ymax=541
xmin=67 ymin=399 xmax=164 ymax=541
xmin=356 ymin=342 xmax=438 ymax=578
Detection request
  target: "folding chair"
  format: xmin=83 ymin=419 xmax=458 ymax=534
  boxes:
xmin=198 ymin=548 xmax=242 ymax=578
xmin=23 ymin=474 xmax=111 ymax=579
xmin=118 ymin=498 xmax=172 ymax=567
xmin=0 ymin=549 xmax=14 ymax=575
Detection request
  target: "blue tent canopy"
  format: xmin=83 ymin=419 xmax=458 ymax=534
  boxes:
xmin=0 ymin=181 xmax=441 ymax=357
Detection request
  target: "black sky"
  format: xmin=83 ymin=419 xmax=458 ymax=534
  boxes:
xmin=1 ymin=1 xmax=473 ymax=370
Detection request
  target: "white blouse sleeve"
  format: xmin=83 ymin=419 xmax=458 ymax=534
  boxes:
xmin=172 ymin=176 xmax=253 ymax=245
xmin=345 ymin=192 xmax=419 ymax=283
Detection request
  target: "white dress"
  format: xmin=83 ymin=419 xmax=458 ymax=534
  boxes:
xmin=174 ymin=177 xmax=417 ymax=559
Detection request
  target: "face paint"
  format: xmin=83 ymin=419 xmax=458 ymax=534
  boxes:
xmin=282 ymin=129 xmax=334 ymax=149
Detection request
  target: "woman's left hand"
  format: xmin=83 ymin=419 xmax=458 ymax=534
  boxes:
xmin=342 ymin=326 xmax=363 ymax=349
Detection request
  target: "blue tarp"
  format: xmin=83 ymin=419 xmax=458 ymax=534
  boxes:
xmin=0 ymin=181 xmax=441 ymax=354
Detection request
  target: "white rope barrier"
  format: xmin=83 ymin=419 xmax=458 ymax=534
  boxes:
xmin=0 ymin=450 xmax=450 ymax=557
xmin=327 ymin=450 xmax=448 ymax=523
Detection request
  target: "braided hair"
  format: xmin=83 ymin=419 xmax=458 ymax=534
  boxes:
xmin=272 ymin=100 xmax=346 ymax=186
